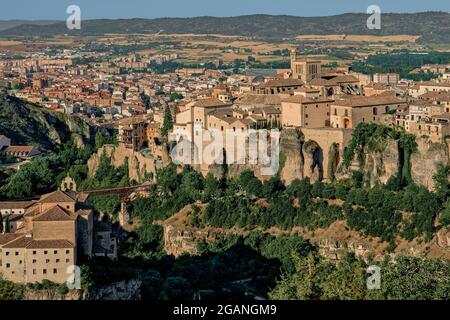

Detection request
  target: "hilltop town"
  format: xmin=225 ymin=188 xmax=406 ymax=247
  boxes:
xmin=0 ymin=21 xmax=449 ymax=301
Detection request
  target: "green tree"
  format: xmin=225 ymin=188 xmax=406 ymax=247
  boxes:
xmin=161 ymin=107 xmax=173 ymax=137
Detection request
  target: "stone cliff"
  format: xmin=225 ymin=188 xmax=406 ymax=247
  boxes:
xmin=0 ymin=94 xmax=96 ymax=150
xmin=88 ymin=144 xmax=157 ymax=182
xmin=411 ymin=138 xmax=450 ymax=190
xmin=159 ymin=204 xmax=450 ymax=261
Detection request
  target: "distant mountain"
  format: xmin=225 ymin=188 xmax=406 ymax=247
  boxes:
xmin=0 ymin=12 xmax=449 ymax=44
xmin=0 ymin=20 xmax=57 ymax=31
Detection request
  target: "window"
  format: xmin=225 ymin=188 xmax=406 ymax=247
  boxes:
xmin=6 ymin=263 xmax=10 ymax=268
xmin=33 ymin=269 xmax=36 ymax=275
xmin=44 ymin=251 xmax=48 ymax=255
xmin=19 ymin=260 xmax=22 ymax=264
xmin=43 ymin=269 xmax=47 ymax=274
xmin=54 ymin=250 xmax=58 ymax=254
xmin=66 ymin=259 xmax=70 ymax=263
xmin=305 ymin=114 xmax=309 ymax=118
xmin=53 ymin=269 xmax=57 ymax=274
xmin=33 ymin=251 xmax=36 ymax=255
xmin=66 ymin=206 xmax=70 ymax=209
xmin=344 ymin=110 xmax=348 ymax=117
xmin=15 ymin=252 xmax=19 ymax=256
xmin=373 ymin=107 xmax=378 ymax=115
xmin=56 ymin=259 xmax=60 ymax=263
xmin=46 ymin=259 xmax=50 ymax=263
xmin=333 ymin=109 xmax=337 ymax=116
xmin=33 ymin=259 xmax=36 ymax=263
xmin=5 ymin=251 xmax=9 ymax=256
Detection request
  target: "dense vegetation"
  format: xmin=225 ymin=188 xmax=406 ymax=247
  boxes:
xmin=0 ymin=93 xmax=90 ymax=151
xmin=342 ymin=123 xmax=417 ymax=186
xmin=0 ymin=140 xmax=94 ymax=199
xmin=270 ymin=252 xmax=450 ymax=300
xmin=352 ymin=50 xmax=450 ymax=80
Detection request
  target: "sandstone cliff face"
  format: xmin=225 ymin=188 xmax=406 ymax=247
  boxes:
xmin=363 ymin=140 xmax=400 ymax=186
xmin=411 ymin=139 xmax=449 ymax=190
xmin=24 ymin=289 xmax=83 ymax=300
xmin=88 ymin=144 xmax=157 ymax=182
xmin=279 ymin=128 xmax=304 ymax=183
xmin=160 ymin=203 xmax=450 ymax=262
xmin=23 ymin=280 xmax=143 ymax=300
xmin=86 ymin=279 xmax=142 ymax=300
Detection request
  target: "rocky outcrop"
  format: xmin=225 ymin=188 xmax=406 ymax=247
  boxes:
xmin=279 ymin=128 xmax=304 ymax=183
xmin=86 ymin=279 xmax=142 ymax=300
xmin=302 ymin=140 xmax=323 ymax=183
xmin=411 ymin=139 xmax=449 ymax=190
xmin=0 ymin=94 xmax=95 ymax=151
xmin=364 ymin=140 xmax=400 ymax=186
xmin=24 ymin=289 xmax=83 ymax=300
xmin=88 ymin=144 xmax=157 ymax=182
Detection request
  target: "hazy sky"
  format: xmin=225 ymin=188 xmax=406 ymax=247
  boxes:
xmin=1 ymin=0 xmax=449 ymax=20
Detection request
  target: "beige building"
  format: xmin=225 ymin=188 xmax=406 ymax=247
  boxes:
xmin=281 ymin=96 xmax=333 ymax=128
xmin=373 ymin=73 xmax=399 ymax=85
xmin=118 ymin=117 xmax=149 ymax=151
xmin=330 ymin=95 xmax=406 ymax=129
xmin=406 ymin=114 xmax=450 ymax=144
xmin=254 ymin=78 xmax=304 ymax=95
xmin=290 ymin=50 xmax=321 ymax=82
xmin=0 ymin=188 xmax=116 ymax=285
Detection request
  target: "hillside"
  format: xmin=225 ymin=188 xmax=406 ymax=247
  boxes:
xmin=0 ymin=12 xmax=449 ymax=44
xmin=0 ymin=94 xmax=94 ymax=151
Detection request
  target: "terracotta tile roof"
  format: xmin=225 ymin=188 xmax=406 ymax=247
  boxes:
xmin=332 ymin=75 xmax=360 ymax=83
xmin=0 ymin=201 xmax=35 ymax=210
xmin=2 ymin=235 xmax=74 ymax=249
xmin=33 ymin=205 xmax=77 ymax=222
xmin=1 ymin=235 xmax=33 ymax=248
xmin=419 ymin=91 xmax=450 ymax=102
xmin=261 ymin=106 xmax=281 ymax=114
xmin=309 ymin=78 xmax=335 ymax=86
xmin=419 ymin=81 xmax=450 ymax=88
xmin=257 ymin=79 xmax=304 ymax=88
xmin=193 ymin=98 xmax=229 ymax=108
xmin=235 ymin=94 xmax=281 ymax=105
xmin=2 ymin=146 xmax=34 ymax=153
xmin=332 ymin=95 xmax=406 ymax=108
xmin=26 ymin=239 xmax=74 ymax=249
xmin=38 ymin=190 xmax=77 ymax=204
xmin=0 ymin=233 xmax=22 ymax=246
xmin=281 ymin=96 xmax=334 ymax=104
